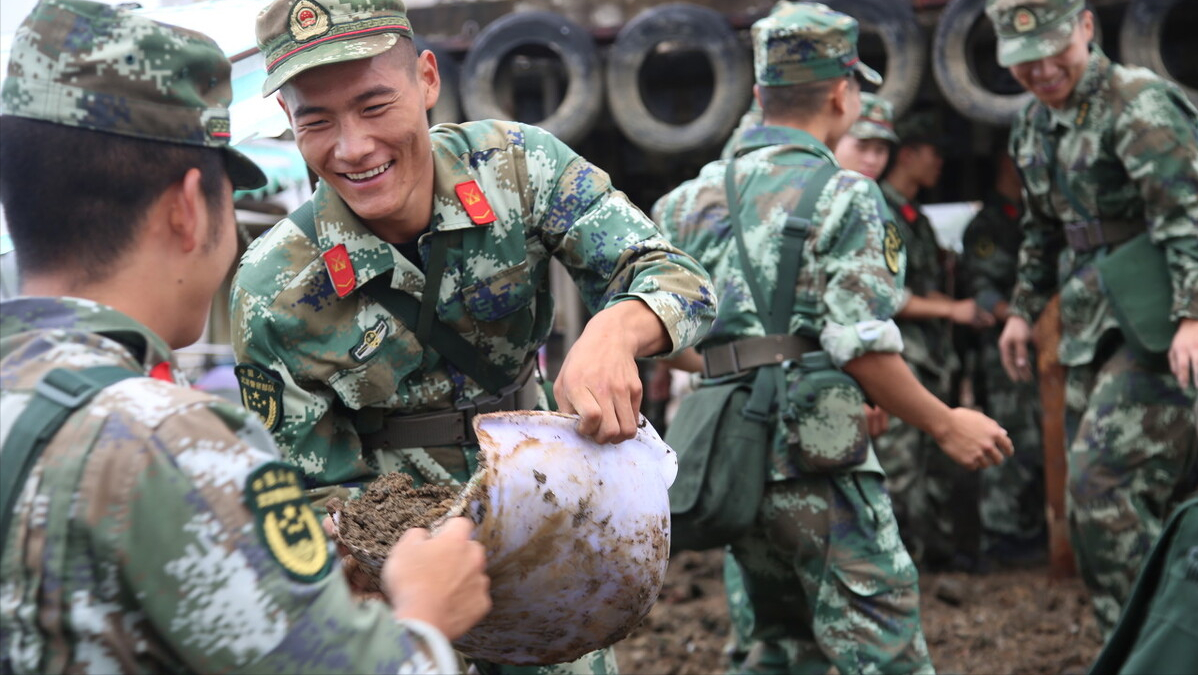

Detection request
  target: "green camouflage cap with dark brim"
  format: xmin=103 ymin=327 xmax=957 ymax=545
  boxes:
xmin=752 ymin=1 xmax=882 ymax=87
xmin=257 ymin=0 xmax=414 ymax=95
xmin=985 ymin=0 xmax=1084 ymax=67
xmin=849 ymin=92 xmax=898 ymax=143
xmin=1 ymin=0 xmax=266 ymax=190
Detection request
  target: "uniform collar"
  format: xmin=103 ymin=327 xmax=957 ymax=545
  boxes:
xmin=0 ymin=296 xmax=176 ymax=374
xmin=307 ymin=140 xmax=504 ymax=297
xmin=1045 ymin=45 xmax=1110 ymax=131
xmin=737 ymin=125 xmax=837 ymax=164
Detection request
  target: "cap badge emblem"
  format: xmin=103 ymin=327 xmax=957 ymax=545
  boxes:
xmin=1013 ymin=8 xmax=1038 ymax=33
xmin=289 ymin=0 xmax=331 ymax=42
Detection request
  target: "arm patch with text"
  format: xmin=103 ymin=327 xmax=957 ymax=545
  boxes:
xmin=235 ymin=363 xmax=284 ymax=432
xmin=244 ymin=462 xmax=331 ymax=582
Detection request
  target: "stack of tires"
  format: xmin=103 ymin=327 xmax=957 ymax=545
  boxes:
xmin=422 ymin=0 xmax=1194 ymax=149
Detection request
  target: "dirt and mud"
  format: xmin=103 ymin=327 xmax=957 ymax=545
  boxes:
xmin=326 ymin=472 xmax=460 ymax=589
xmin=620 ymin=549 xmax=1104 ymax=675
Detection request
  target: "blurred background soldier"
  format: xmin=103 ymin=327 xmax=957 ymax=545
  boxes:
xmin=958 ymin=149 xmax=1047 ymax=567
xmin=988 ymin=0 xmax=1198 ymax=635
xmin=0 ymin=1 xmax=490 ymax=672
xmin=834 ymin=92 xmax=899 ymax=182
xmin=875 ymin=112 xmax=996 ymax=569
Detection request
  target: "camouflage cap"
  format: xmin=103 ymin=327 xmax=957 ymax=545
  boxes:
xmin=1 ymin=0 xmax=266 ymax=190
xmin=257 ymin=0 xmax=414 ymax=95
xmin=848 ymin=93 xmax=898 ymax=143
xmin=751 ymin=2 xmax=882 ymax=87
xmin=985 ymin=0 xmax=1084 ymax=67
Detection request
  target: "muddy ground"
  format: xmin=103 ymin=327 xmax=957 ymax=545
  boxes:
xmin=619 ymin=549 xmax=1103 ymax=675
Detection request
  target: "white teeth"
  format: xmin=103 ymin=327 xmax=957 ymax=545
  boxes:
xmin=345 ymin=162 xmax=392 ymax=181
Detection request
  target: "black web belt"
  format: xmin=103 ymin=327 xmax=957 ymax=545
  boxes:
xmin=701 ymin=334 xmax=820 ymax=379
xmin=359 ymin=360 xmax=541 ymax=449
xmin=1063 ymin=219 xmax=1143 ymax=253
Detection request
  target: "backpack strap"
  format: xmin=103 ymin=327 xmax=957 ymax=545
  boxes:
xmin=287 ymin=201 xmax=513 ymax=395
xmin=0 ymin=366 xmax=142 ymax=560
xmin=725 ymin=158 xmax=839 ymax=421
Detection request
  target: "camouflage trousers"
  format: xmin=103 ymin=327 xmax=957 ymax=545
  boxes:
xmin=1064 ymin=344 xmax=1198 ymax=636
xmin=874 ymin=361 xmax=978 ymax=567
xmin=728 ymin=473 xmax=933 ymax=674
xmin=975 ymin=340 xmax=1046 ymax=557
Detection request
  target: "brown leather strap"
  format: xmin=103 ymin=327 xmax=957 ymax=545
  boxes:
xmin=701 ymin=334 xmax=819 ymax=379
xmin=360 ymin=360 xmax=541 ymax=449
xmin=1063 ymin=219 xmax=1143 ymax=253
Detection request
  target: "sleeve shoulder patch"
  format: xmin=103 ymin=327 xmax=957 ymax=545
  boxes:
xmin=884 ymin=220 xmax=904 ymax=276
xmin=235 ymin=363 xmax=284 ymax=432
xmin=244 ymin=461 xmax=331 ymax=582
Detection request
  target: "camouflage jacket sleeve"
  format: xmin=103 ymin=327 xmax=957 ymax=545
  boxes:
xmin=1007 ymin=110 xmax=1063 ymax=324
xmin=115 ymin=386 xmax=456 ymax=674
xmin=519 ymin=124 xmax=716 ymax=354
xmin=814 ymin=174 xmax=907 ymax=367
xmin=1112 ymin=82 xmax=1198 ymax=321
xmin=229 ymin=286 xmax=376 ymax=483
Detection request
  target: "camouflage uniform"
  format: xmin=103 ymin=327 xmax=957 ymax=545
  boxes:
xmin=0 ymin=2 xmax=456 ymax=672
xmin=988 ymin=0 xmax=1198 ymax=633
xmin=654 ymin=6 xmax=931 ymax=673
xmin=235 ymin=2 xmax=716 ymax=672
xmin=721 ymin=88 xmax=900 ymax=665
xmin=958 ymin=195 xmax=1047 ymax=558
xmin=875 ymin=178 xmax=961 ymax=565
xmin=1 ymin=298 xmax=457 ymax=674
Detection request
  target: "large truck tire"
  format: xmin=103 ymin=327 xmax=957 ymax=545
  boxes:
xmin=826 ymin=0 xmax=925 ymax=118
xmin=460 ymin=11 xmax=603 ymax=146
xmin=932 ymin=0 xmax=1031 ymax=127
xmin=1120 ymin=0 xmax=1198 ymax=106
xmin=415 ymin=36 xmax=462 ymax=126
xmin=605 ymin=3 xmax=751 ymax=155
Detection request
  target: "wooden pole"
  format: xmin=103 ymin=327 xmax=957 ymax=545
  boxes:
xmin=1032 ymin=294 xmax=1075 ymax=579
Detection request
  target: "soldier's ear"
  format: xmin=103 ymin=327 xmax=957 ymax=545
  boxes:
xmin=416 ymin=48 xmax=441 ymax=113
xmin=165 ymin=168 xmax=207 ymax=254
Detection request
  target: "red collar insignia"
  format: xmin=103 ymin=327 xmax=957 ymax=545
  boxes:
xmin=900 ymin=203 xmax=918 ymax=223
xmin=454 ymin=180 xmax=497 ymax=225
xmin=323 ymin=244 xmax=357 ymax=297
xmin=1002 ymin=203 xmax=1020 ymax=220
xmin=149 ymin=362 xmax=174 ymax=383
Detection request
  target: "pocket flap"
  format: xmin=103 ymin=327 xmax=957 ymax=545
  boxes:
xmin=830 ymin=551 xmax=919 ymax=598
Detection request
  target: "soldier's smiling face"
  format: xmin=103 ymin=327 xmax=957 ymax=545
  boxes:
xmin=1008 ymin=12 xmax=1094 ymax=109
xmin=280 ymin=44 xmax=441 ymax=239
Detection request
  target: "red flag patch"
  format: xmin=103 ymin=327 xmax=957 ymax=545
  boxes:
xmin=323 ymin=244 xmax=357 ymax=297
xmin=454 ymin=180 xmax=497 ymax=225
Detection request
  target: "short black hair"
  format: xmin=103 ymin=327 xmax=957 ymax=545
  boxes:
xmin=0 ymin=116 xmax=227 ymax=283
xmin=759 ymin=75 xmax=851 ymax=122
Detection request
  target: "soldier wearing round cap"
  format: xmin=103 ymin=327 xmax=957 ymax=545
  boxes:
xmin=0 ymin=1 xmax=493 ymax=673
xmin=653 ymin=3 xmax=1012 ymax=672
xmin=232 ymin=0 xmax=715 ymax=672
xmin=986 ymin=0 xmax=1198 ymax=634
xmin=833 ymin=92 xmax=899 ymax=181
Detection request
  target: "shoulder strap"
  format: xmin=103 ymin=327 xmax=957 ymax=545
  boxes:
xmin=725 ymin=158 xmax=839 ymax=420
xmin=1036 ymin=109 xmax=1095 ymax=222
xmin=0 ymin=366 xmax=142 ymax=560
xmin=288 ymin=203 xmax=512 ymax=395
